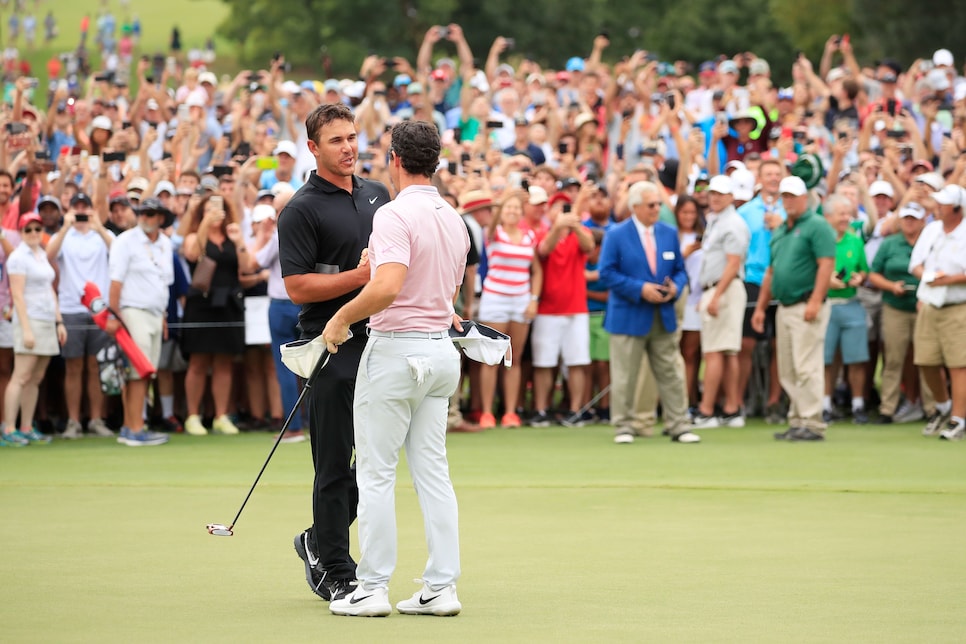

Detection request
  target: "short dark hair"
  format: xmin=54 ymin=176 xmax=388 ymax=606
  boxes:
xmin=390 ymin=121 xmax=439 ymax=178
xmin=0 ymin=169 xmax=13 ymax=187
xmin=305 ymin=103 xmax=355 ymax=146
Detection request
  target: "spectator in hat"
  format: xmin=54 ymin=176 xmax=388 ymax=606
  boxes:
xmin=36 ymin=195 xmax=64 ymax=238
xmin=179 ymin=194 xmax=246 ymax=437
xmin=46 ymin=191 xmax=116 ymax=439
xmin=394 ymin=82 xmax=447 ymax=135
xmin=711 ymin=108 xmax=774 ymax=166
xmin=503 ymin=116 xmax=546 ymax=166
xmin=106 ymin=194 xmax=136 ymax=234
xmin=89 ymin=115 xmax=113 ymax=156
xmin=2 ymin=212 xmax=65 ymax=447
xmin=476 ymin=189 xmax=543 ymax=429
xmin=257 ymin=140 xmax=303 ymax=191
xmin=868 ymin=203 xmax=932 ymax=424
xmin=107 ymin=199 xmax=174 ymax=446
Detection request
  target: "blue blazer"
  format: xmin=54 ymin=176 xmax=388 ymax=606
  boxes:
xmin=598 ymin=219 xmax=689 ymax=336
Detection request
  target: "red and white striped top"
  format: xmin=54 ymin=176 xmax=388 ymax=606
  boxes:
xmin=483 ymin=226 xmax=537 ymax=297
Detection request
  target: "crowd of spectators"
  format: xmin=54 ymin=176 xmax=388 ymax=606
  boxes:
xmin=1 ymin=17 xmax=965 ymax=446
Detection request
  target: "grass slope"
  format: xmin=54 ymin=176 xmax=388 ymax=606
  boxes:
xmin=1 ymin=421 xmax=965 ymax=643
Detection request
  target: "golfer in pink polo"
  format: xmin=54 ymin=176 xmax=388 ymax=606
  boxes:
xmin=323 ymin=121 xmax=469 ymax=617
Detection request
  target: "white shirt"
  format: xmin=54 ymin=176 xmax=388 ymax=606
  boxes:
xmin=631 ymin=215 xmax=655 ymax=255
xmin=56 ymin=227 xmax=114 ymax=314
xmin=7 ymin=243 xmax=57 ymax=322
xmin=910 ymin=218 xmax=966 ymax=306
xmin=109 ymin=226 xmax=174 ymax=315
xmin=253 ymin=230 xmax=288 ymax=300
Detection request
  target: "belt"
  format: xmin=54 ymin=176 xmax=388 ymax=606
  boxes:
xmin=829 ymin=297 xmax=858 ymax=306
xmin=779 ymin=291 xmax=825 ymax=307
xmin=368 ymin=329 xmax=449 ymax=339
xmin=703 ymin=280 xmax=719 ymax=291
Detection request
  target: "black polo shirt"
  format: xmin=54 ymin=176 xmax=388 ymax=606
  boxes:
xmin=278 ymin=171 xmax=391 ymax=339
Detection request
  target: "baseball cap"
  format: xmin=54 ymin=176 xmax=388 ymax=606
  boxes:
xmin=915 ymin=172 xmax=944 ymax=192
xmin=527 ymin=186 xmax=548 ymax=205
xmin=18 ymin=212 xmax=42 ymax=229
xmin=932 ymin=185 xmax=964 ymax=207
xmin=251 ymin=204 xmax=277 ymax=223
xmin=718 ymin=60 xmax=739 ymax=75
xmin=496 ymin=63 xmax=514 ymax=76
xmin=449 ymin=321 xmax=512 ymax=367
xmin=430 ymin=69 xmax=447 ymax=81
xmin=927 ymin=68 xmax=950 ymax=91
xmin=777 ymin=87 xmax=794 ymax=101
xmin=274 ymin=140 xmax=298 ymax=157
xmin=565 ymin=57 xmax=585 ymax=72
xmin=779 ymin=176 xmax=808 ymax=196
xmin=933 ymin=48 xmax=954 ymax=67
xmin=407 ymin=82 xmax=424 ymax=95
xmin=91 ymin=115 xmax=113 ymax=132
xmin=146 ymin=98 xmax=160 ymax=111
xmin=37 ymin=195 xmax=63 ymax=212
xmin=698 ymin=61 xmax=716 ymax=76
xmin=749 ymin=59 xmax=770 ymax=76
xmin=724 ymin=160 xmax=747 ymax=173
xmin=731 ymin=170 xmax=756 ymax=201
xmin=708 ymin=175 xmax=733 ymax=195
xmin=137 ymin=197 xmax=176 ymax=227
xmin=185 ymin=93 xmax=206 ymax=108
xmin=199 ymin=71 xmax=217 ymax=86
xmin=393 ymin=74 xmax=412 ymax=87
xmin=256 ymin=189 xmax=275 ymax=202
xmin=826 ymin=68 xmax=847 ymax=83
xmin=869 ymin=180 xmax=894 ymax=198
xmin=154 ymin=180 xmax=175 ymax=197
xmin=574 ymin=112 xmax=596 ymax=131
xmin=323 ymin=79 xmax=341 ymax=93
xmin=70 ymin=192 xmax=93 ymax=207
xmin=128 ymin=177 xmax=150 ymax=193
xmin=898 ymin=203 xmax=926 ymax=219
xmin=469 ymin=70 xmax=489 ymax=93
xmin=199 ymin=176 xmax=220 ymax=192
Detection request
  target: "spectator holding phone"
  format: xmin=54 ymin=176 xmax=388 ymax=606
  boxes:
xmin=257 ymin=141 xmax=303 ymax=191
xmin=180 ymin=194 xmax=246 ymax=436
xmin=2 ymin=213 xmax=65 ymax=446
xmin=46 ymin=193 xmax=115 ymax=439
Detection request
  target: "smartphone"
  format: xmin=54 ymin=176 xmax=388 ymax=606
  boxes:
xmin=453 ymin=126 xmax=462 ymax=143
xmin=665 ymin=92 xmax=676 ymax=110
xmin=437 ymin=26 xmax=450 ymax=38
xmin=358 ymin=151 xmax=375 ymax=161
xmin=558 ymin=141 xmax=568 ymax=154
xmin=715 ymin=112 xmax=728 ymax=127
xmin=460 ymin=152 xmax=471 ymax=166
xmin=103 ymin=151 xmax=127 ymax=163
xmin=835 ymin=268 xmax=847 ymax=281
xmin=886 ymin=98 xmax=897 ymax=117
xmin=255 ymin=157 xmax=278 ymax=170
xmin=121 ymin=120 xmax=132 ymax=129
xmin=562 ymin=203 xmax=572 ymax=214
xmin=504 ymin=38 xmax=516 ymax=50
xmin=177 ymin=103 xmax=190 ymax=121
xmin=25 ymin=77 xmax=39 ymax=89
xmin=161 ymin=151 xmax=173 ymax=161
xmin=886 ymin=130 xmax=906 ymax=139
xmin=165 ymin=56 xmax=177 ymax=75
xmin=210 ymin=195 xmax=224 ymax=210
xmin=212 ymin=164 xmax=235 ymax=177
xmin=903 ymin=283 xmax=918 ymax=292
xmin=35 ymin=150 xmax=51 ymax=161
xmin=837 ymin=131 xmax=848 ymax=140
xmin=75 ymin=214 xmax=90 ymax=222
xmin=485 ymin=120 xmax=503 ymax=129
xmin=5 ymin=122 xmax=27 ymax=135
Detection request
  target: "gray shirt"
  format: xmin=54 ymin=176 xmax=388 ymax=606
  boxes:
xmin=698 ymin=205 xmax=750 ymax=286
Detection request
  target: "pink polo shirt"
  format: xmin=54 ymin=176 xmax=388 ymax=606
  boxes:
xmin=368 ymin=185 xmax=469 ymax=332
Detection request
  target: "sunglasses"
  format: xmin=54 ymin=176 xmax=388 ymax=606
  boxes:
xmin=23 ymin=226 xmax=43 ymax=233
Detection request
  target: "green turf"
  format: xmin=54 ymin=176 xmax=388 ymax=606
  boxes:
xmin=2 ymin=420 xmax=965 ymax=643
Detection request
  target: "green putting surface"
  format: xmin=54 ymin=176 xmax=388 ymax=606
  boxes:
xmin=2 ymin=421 xmax=965 ymax=643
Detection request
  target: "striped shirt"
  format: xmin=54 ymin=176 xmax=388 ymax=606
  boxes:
xmin=482 ymin=226 xmax=536 ymax=297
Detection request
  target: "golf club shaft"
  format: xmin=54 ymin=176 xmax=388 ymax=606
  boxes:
xmin=571 ymin=383 xmax=611 ymax=420
xmin=228 ymin=348 xmax=330 ymax=529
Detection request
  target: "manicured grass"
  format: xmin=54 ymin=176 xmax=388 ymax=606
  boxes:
xmin=2 ymin=420 xmax=965 ymax=643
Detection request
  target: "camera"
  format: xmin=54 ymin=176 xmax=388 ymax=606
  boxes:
xmin=358 ymin=151 xmax=375 ymax=161
xmin=5 ymin=122 xmax=28 ymax=135
xmin=103 ymin=151 xmax=127 ymax=163
xmin=558 ymin=141 xmax=569 ymax=154
xmin=75 ymin=214 xmax=90 ymax=222
xmin=485 ymin=120 xmax=503 ymax=129
xmin=665 ymin=91 xmax=676 ymax=110
xmin=503 ymin=38 xmax=515 ymax=50
xmin=437 ymin=26 xmax=450 ymax=38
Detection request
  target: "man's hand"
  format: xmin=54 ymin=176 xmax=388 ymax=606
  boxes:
xmin=751 ymin=309 xmax=765 ymax=334
xmin=358 ymin=247 xmax=369 ymax=268
xmin=929 ymin=271 xmax=963 ymax=287
xmin=641 ymin=282 xmax=667 ymax=303
xmin=705 ymin=295 xmax=720 ymax=317
xmin=804 ymin=299 xmax=821 ymax=322
xmin=889 ymin=280 xmax=906 ymax=296
xmin=322 ymin=314 xmax=350 ymax=353
xmin=451 ymin=314 xmax=464 ymax=332
xmin=554 ymin=210 xmax=580 ymax=230
xmin=847 ymin=272 xmax=864 ymax=288
xmin=105 ymin=318 xmax=120 ymax=337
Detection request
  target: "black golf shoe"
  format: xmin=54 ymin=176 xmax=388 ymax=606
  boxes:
xmin=294 ymin=530 xmax=329 ymax=599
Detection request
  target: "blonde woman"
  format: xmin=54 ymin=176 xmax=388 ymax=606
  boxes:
xmin=2 ymin=213 xmax=65 ymax=446
xmin=477 ymin=190 xmax=543 ymax=428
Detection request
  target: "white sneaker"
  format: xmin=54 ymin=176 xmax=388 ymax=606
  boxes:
xmin=212 ymin=415 xmax=239 ymax=435
xmin=330 ymin=585 xmax=391 ymax=617
xmin=894 ymin=401 xmax=924 ymax=424
xmin=690 ymin=413 xmax=720 ymax=429
xmin=87 ymin=418 xmax=114 ymax=437
xmin=613 ymin=433 xmax=634 ymax=444
xmin=672 ymin=431 xmax=701 ymax=443
xmin=62 ymin=418 xmax=83 ymax=440
xmin=396 ymin=581 xmax=461 ymax=616
xmin=940 ymin=422 xmax=965 ymax=441
xmin=184 ymin=414 xmax=208 ymax=436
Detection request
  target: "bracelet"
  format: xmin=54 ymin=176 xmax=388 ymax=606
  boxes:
xmin=56 ymin=321 xmax=64 ymax=326
xmin=530 ymin=295 xmax=539 ymax=302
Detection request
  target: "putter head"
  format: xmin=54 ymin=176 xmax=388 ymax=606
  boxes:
xmin=206 ymin=523 xmax=233 ymax=536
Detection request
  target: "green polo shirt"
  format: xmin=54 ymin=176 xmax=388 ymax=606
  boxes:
xmin=870 ymin=233 xmax=919 ymax=312
xmin=769 ymin=209 xmax=837 ymax=306
xmin=828 ymin=230 xmax=869 ymax=299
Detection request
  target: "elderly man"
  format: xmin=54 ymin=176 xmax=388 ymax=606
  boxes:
xmin=752 ymin=177 xmax=836 ymax=441
xmin=691 ymin=175 xmax=750 ymax=429
xmin=599 ymin=181 xmax=700 ymax=444
xmin=909 ymin=185 xmax=966 ymax=440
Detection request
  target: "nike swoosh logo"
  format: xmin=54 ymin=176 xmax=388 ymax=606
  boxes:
xmin=419 ymin=594 xmax=441 ymax=605
xmin=349 ymin=594 xmax=373 ymax=605
xmin=369 ymin=197 xmax=378 ymax=204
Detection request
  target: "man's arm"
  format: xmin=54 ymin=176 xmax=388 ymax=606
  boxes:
xmin=283 ymin=269 xmax=370 ymax=306
xmin=322 ymin=263 xmax=407 ymax=352
xmin=806 ymin=257 xmax=835 ymax=322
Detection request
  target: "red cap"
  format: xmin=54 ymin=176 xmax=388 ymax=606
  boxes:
xmin=19 ymin=212 xmax=42 ymax=229
xmin=547 ymin=192 xmax=572 ymax=208
xmin=430 ymin=69 xmax=447 ymax=81
xmin=911 ymin=159 xmax=934 ymax=172
xmin=555 ymin=71 xmax=571 ymax=82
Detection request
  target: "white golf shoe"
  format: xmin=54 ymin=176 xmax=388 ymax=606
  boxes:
xmin=330 ymin=585 xmax=391 ymax=617
xmin=396 ymin=581 xmax=461 ymax=616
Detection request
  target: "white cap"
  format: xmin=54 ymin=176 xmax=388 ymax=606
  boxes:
xmin=199 ymin=71 xmax=217 ymax=86
xmin=731 ymin=170 xmax=756 ymax=201
xmin=128 ymin=177 xmax=150 ymax=193
xmin=724 ymin=160 xmax=747 ymax=173
xmin=708 ymin=175 xmax=734 ymax=195
xmin=527 ymin=186 xmax=548 ymax=205
xmin=154 ymin=180 xmax=175 ymax=196
xmin=779 ymin=176 xmax=808 ymax=196
xmin=932 ymin=185 xmax=965 ymax=207
xmin=826 ymin=68 xmax=847 ymax=83
xmin=574 ymin=112 xmax=596 ymax=130
xmin=273 ymin=140 xmax=298 ymax=158
xmin=344 ymin=80 xmax=366 ymax=99
xmin=898 ymin=203 xmax=926 ymax=219
xmin=91 ymin=115 xmax=113 ymax=131
xmin=915 ymin=172 xmax=945 ymax=192
xmin=469 ymin=70 xmax=490 ymax=93
xmin=927 ymin=68 xmax=951 ymax=91
xmin=496 ymin=63 xmax=514 ymax=76
xmin=251 ymin=204 xmax=277 ymax=223
xmin=270 ymin=181 xmax=294 ymax=196
xmin=956 ymin=83 xmax=966 ymax=103
xmin=869 ymin=180 xmax=894 ymax=198
xmin=185 ymin=92 xmax=207 ymax=108
xmin=281 ymin=80 xmax=301 ymax=95
xmin=933 ymin=48 xmax=954 ymax=67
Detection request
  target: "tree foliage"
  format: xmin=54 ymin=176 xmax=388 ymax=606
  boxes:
xmin=214 ymin=0 xmax=966 ymax=81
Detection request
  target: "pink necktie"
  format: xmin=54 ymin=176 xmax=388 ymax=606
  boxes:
xmin=644 ymin=227 xmax=657 ymax=275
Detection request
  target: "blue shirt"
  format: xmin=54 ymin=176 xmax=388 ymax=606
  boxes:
xmin=738 ymin=195 xmax=786 ymax=286
xmin=259 ymin=170 xmax=305 ymax=191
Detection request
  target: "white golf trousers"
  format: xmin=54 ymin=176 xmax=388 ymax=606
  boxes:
xmin=353 ymin=334 xmax=462 ymax=591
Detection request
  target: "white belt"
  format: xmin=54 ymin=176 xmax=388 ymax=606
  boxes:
xmin=368 ymin=329 xmax=449 ymax=339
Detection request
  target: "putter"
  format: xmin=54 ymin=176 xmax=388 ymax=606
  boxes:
xmin=206 ymin=347 xmax=331 ymax=537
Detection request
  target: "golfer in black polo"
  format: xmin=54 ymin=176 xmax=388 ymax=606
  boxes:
xmin=278 ymin=103 xmax=390 ymax=601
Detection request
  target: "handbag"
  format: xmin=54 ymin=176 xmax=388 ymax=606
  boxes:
xmin=191 ymin=255 xmax=217 ymax=295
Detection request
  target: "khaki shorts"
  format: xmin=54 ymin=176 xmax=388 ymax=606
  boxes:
xmin=914 ymin=302 xmax=966 ymax=368
xmin=120 ymin=307 xmax=164 ymax=379
xmin=699 ymin=280 xmax=746 ymax=354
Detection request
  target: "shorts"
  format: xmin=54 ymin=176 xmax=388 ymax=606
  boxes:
xmin=914 ymin=301 xmax=966 ymax=368
xmin=743 ymin=281 xmax=776 ymax=340
xmin=61 ymin=312 xmax=109 ymax=359
xmin=530 ymin=313 xmax=590 ymax=368
xmin=682 ymin=295 xmax=702 ymax=332
xmin=699 ymin=280 xmax=746 ymax=354
xmin=158 ymin=338 xmax=188 ymax=372
xmin=0 ymin=317 xmax=12 ymax=349
xmin=478 ymin=291 xmax=532 ymax=324
xmin=588 ymin=312 xmax=609 ymax=362
xmin=13 ymin=318 xmax=60 ymax=356
xmin=857 ymin=286 xmax=882 ymax=342
xmin=824 ymin=299 xmax=870 ymax=365
xmin=120 ymin=307 xmax=163 ymax=379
